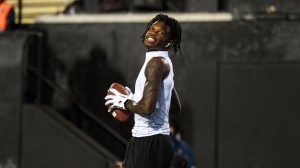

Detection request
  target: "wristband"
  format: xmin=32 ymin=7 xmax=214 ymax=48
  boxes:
xmin=124 ymin=99 xmax=131 ymax=109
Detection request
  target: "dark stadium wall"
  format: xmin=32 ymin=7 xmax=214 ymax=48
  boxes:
xmin=0 ymin=32 xmax=34 ymax=167
xmin=0 ymin=32 xmax=118 ymax=168
xmin=217 ymin=62 xmax=300 ymax=168
xmin=28 ymin=20 xmax=300 ymax=168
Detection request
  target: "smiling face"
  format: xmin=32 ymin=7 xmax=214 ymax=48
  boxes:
xmin=144 ymin=21 xmax=172 ymax=52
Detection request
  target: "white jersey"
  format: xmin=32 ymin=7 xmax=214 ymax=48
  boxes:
xmin=132 ymin=51 xmax=174 ymax=137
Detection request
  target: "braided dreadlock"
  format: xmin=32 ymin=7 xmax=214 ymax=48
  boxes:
xmin=141 ymin=13 xmax=182 ymax=55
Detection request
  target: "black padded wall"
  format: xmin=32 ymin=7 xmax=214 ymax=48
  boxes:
xmin=0 ymin=30 xmax=121 ymax=168
xmin=218 ymin=62 xmax=300 ymax=168
xmin=0 ymin=32 xmax=30 ymax=166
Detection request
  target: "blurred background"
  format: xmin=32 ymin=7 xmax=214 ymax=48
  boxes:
xmin=1 ymin=0 xmax=300 ymax=168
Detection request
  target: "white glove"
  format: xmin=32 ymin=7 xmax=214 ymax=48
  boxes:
xmin=105 ymin=86 xmax=133 ymax=112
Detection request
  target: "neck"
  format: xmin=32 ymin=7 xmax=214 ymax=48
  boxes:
xmin=146 ymin=48 xmax=169 ymax=52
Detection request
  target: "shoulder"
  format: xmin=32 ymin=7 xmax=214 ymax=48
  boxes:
xmin=145 ymin=57 xmax=170 ymax=77
xmin=147 ymin=56 xmax=170 ymax=70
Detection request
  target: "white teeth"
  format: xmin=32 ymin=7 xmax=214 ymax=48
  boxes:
xmin=147 ymin=37 xmax=155 ymax=42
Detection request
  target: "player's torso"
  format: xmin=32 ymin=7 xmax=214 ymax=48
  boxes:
xmin=132 ymin=51 xmax=174 ymax=137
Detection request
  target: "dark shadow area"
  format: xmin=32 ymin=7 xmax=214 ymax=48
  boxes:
xmin=24 ymin=30 xmax=132 ymax=159
xmin=179 ymin=104 xmax=194 ymax=145
xmin=67 ymin=46 xmax=133 ymax=159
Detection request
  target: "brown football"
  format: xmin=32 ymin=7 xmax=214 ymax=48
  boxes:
xmin=106 ymin=83 xmax=131 ymax=122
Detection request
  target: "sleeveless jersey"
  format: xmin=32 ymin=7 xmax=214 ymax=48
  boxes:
xmin=132 ymin=51 xmax=174 ymax=137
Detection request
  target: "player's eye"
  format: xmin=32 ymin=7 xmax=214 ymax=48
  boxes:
xmin=158 ymin=31 xmax=165 ymax=35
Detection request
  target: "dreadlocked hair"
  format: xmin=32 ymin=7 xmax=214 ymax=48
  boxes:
xmin=141 ymin=13 xmax=182 ymax=55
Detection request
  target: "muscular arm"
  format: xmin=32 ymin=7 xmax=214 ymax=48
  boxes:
xmin=169 ymin=87 xmax=182 ymax=115
xmin=126 ymin=57 xmax=170 ymax=116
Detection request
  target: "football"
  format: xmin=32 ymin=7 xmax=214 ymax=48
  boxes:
xmin=106 ymin=83 xmax=131 ymax=122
